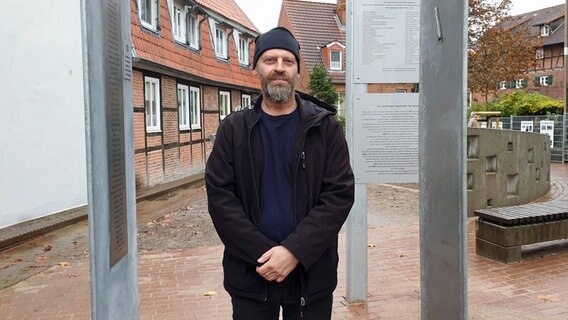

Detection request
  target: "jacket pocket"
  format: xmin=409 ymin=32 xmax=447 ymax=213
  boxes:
xmin=222 ymin=251 xmax=266 ymax=301
xmin=302 ymin=247 xmax=338 ymax=302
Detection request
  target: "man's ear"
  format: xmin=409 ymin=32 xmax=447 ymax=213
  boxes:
xmin=253 ymin=68 xmax=258 ymax=76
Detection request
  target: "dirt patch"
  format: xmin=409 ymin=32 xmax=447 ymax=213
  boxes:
xmin=137 ymin=191 xmax=221 ymax=251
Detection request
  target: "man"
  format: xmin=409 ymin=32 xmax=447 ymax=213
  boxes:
xmin=205 ymin=27 xmax=354 ymax=319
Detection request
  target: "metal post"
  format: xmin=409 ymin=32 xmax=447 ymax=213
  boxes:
xmin=345 ymin=0 xmax=368 ymax=304
xmin=81 ymin=0 xmax=139 ymax=318
xmin=419 ymin=1 xmax=468 ymax=319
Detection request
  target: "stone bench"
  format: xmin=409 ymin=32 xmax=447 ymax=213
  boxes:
xmin=474 ymin=200 xmax=568 ymax=263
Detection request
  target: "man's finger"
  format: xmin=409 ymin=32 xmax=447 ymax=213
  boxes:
xmin=257 ymin=248 xmax=273 ymax=264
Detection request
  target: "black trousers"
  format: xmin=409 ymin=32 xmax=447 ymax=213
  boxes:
xmin=231 ymin=269 xmax=333 ymax=320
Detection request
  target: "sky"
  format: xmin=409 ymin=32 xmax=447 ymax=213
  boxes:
xmin=235 ymin=0 xmax=567 ymax=33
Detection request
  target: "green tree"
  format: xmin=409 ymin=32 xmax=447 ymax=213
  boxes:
xmin=308 ymin=65 xmax=338 ymax=107
xmin=468 ymin=0 xmax=542 ymax=103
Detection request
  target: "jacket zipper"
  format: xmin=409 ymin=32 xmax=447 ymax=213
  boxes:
xmin=300 ymin=272 xmax=306 ymax=318
xmin=247 ymin=117 xmax=267 ymax=302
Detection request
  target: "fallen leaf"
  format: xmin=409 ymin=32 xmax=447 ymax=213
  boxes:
xmin=35 ymin=256 xmax=49 ymax=263
xmin=399 ymin=254 xmax=406 ymax=258
xmin=367 ymin=244 xmax=377 ymax=248
xmin=203 ymin=291 xmax=217 ymax=297
xmin=537 ymin=295 xmax=559 ymax=302
xmin=15 ymin=258 xmax=23 ymax=263
xmin=43 ymin=245 xmax=53 ymax=252
xmin=59 ymin=262 xmax=70 ymax=267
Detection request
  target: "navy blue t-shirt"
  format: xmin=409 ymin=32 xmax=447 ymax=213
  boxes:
xmin=259 ymin=108 xmax=299 ymax=242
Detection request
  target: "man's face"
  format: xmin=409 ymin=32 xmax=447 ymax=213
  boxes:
xmin=254 ymin=49 xmax=299 ymax=103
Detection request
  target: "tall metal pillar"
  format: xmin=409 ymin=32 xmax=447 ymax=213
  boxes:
xmin=419 ymin=1 xmax=468 ymax=319
xmin=345 ymin=0 xmax=368 ymax=304
xmin=81 ymin=0 xmax=139 ymax=319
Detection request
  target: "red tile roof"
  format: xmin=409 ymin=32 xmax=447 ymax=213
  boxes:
xmin=281 ymin=0 xmax=345 ymax=83
xmin=130 ymin=0 xmax=260 ymax=91
xmin=196 ymin=0 xmax=259 ymax=33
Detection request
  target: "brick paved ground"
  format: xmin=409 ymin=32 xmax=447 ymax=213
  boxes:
xmin=0 ymin=163 xmax=567 ymax=319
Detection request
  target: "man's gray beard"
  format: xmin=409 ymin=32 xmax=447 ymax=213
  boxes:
xmin=266 ymin=84 xmax=293 ymax=103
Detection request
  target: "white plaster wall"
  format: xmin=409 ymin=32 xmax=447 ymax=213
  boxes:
xmin=0 ymin=1 xmax=87 ymax=228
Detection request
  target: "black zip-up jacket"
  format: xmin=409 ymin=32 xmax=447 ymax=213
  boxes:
xmin=205 ymin=92 xmax=355 ymax=304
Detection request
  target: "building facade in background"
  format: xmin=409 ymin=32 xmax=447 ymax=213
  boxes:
xmin=498 ymin=4 xmax=565 ymax=100
xmin=278 ymin=0 xmax=347 ymax=116
xmin=131 ymin=0 xmax=261 ymax=189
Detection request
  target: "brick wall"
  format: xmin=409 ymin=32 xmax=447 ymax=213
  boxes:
xmin=133 ymin=73 xmax=216 ymax=189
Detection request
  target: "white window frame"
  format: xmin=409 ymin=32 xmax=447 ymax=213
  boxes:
xmin=188 ymin=13 xmax=199 ymax=49
xmin=536 ymin=48 xmax=544 ymax=59
xmin=214 ymin=24 xmax=228 ymax=58
xmin=239 ymin=37 xmax=250 ymax=65
xmin=515 ymin=79 xmax=525 ymax=89
xmin=499 ymin=81 xmax=507 ymax=90
xmin=139 ymin=0 xmax=158 ymax=30
xmin=219 ymin=91 xmax=231 ymax=120
xmin=145 ymin=77 xmax=161 ymax=132
xmin=540 ymin=76 xmax=550 ymax=86
xmin=190 ymin=86 xmax=201 ymax=129
xmin=330 ymin=51 xmax=342 ymax=70
xmin=541 ymin=24 xmax=550 ymax=36
xmin=172 ymin=5 xmax=186 ymax=43
xmin=241 ymin=94 xmax=251 ymax=109
xmin=178 ymin=84 xmax=190 ymax=130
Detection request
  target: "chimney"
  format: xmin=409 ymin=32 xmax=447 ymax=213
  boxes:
xmin=336 ymin=0 xmax=346 ymax=25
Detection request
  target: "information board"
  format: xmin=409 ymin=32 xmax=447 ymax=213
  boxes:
xmin=353 ymin=0 xmax=420 ymax=83
xmin=353 ymin=93 xmax=419 ymax=183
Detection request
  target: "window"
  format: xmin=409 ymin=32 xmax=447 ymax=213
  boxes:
xmin=188 ymin=14 xmax=199 ymax=49
xmin=541 ymin=24 xmax=550 ymax=36
xmin=536 ymin=48 xmax=544 ymax=59
xmin=499 ymin=81 xmax=507 ymax=90
xmin=139 ymin=0 xmax=158 ymax=30
xmin=219 ymin=91 xmax=231 ymax=120
xmin=178 ymin=84 xmax=190 ymax=130
xmin=239 ymin=37 xmax=250 ymax=65
xmin=241 ymin=94 xmax=251 ymax=109
xmin=515 ymin=79 xmax=525 ymax=89
xmin=330 ymin=51 xmax=342 ymax=70
xmin=539 ymin=75 xmax=553 ymax=86
xmin=145 ymin=77 xmax=161 ymax=132
xmin=190 ymin=86 xmax=201 ymax=129
xmin=214 ymin=24 xmax=228 ymax=58
xmin=172 ymin=5 xmax=186 ymax=43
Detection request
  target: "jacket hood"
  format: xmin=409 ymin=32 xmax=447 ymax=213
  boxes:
xmin=296 ymin=91 xmax=337 ymax=115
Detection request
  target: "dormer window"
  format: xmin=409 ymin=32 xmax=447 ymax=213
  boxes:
xmin=172 ymin=5 xmax=186 ymax=43
xmin=330 ymin=51 xmax=342 ymax=70
xmin=139 ymin=0 xmax=159 ymax=31
xmin=541 ymin=24 xmax=550 ymax=36
xmin=234 ymin=31 xmax=250 ymax=65
xmin=208 ymin=19 xmax=228 ymax=59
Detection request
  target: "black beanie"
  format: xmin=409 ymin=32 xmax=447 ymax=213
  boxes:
xmin=253 ymin=27 xmax=301 ymax=72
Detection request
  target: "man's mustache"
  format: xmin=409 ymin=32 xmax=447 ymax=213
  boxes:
xmin=268 ymin=72 xmax=289 ymax=81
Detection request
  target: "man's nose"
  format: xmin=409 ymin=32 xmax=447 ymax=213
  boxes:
xmin=274 ymin=58 xmax=285 ymax=71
